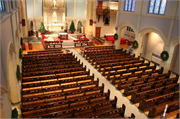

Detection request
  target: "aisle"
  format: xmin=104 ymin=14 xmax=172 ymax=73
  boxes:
xmin=66 ymin=48 xmax=148 ymax=119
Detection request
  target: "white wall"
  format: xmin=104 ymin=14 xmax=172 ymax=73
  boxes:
xmin=109 ymin=2 xmax=118 ymax=10
xmin=76 ymin=0 xmax=86 ymax=18
xmin=120 ymin=26 xmax=127 ymax=38
xmin=66 ymin=0 xmax=74 ymax=17
xmin=144 ymin=32 xmax=164 ymax=63
xmin=170 ymin=44 xmax=179 ymax=75
xmin=170 ymin=20 xmax=179 ymax=40
xmin=26 ymin=0 xmax=34 ymax=18
xmin=141 ymin=33 xmax=148 ymax=58
xmin=35 ymin=0 xmax=43 ymax=17
xmin=96 ymin=14 xmax=116 ymax=37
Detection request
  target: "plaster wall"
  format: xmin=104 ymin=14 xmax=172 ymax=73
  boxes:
xmin=176 ymin=4 xmax=179 ymax=17
xmin=170 ymin=20 xmax=179 ymax=40
xmin=164 ymin=0 xmax=176 ymax=16
xmin=1 ymin=66 xmax=7 ymax=88
xmin=141 ymin=0 xmax=149 ymax=14
xmin=96 ymin=14 xmax=116 ymax=37
xmin=26 ymin=0 xmax=34 ymax=18
xmin=35 ymin=0 xmax=43 ymax=17
xmin=139 ymin=16 xmax=171 ymax=38
xmin=76 ymin=0 xmax=86 ymax=18
xmin=144 ymin=32 xmax=164 ymax=63
xmin=118 ymin=13 xmax=139 ymax=30
xmin=66 ymin=0 xmax=74 ymax=17
xmin=170 ymin=44 xmax=179 ymax=75
xmin=1 ymin=92 xmax=11 ymax=118
xmin=1 ymin=18 xmax=14 ymax=76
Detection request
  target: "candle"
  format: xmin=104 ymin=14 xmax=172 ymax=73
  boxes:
xmin=163 ymin=104 xmax=168 ymax=117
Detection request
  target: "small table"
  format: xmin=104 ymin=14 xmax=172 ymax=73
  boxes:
xmin=58 ymin=33 xmax=68 ymax=40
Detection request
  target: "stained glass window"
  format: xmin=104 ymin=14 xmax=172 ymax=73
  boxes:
xmin=11 ymin=1 xmax=14 ymax=9
xmin=159 ymin=0 xmax=167 ymax=14
xmin=128 ymin=0 xmax=132 ymax=11
xmin=149 ymin=0 xmax=155 ymax=13
xmin=0 ymin=0 xmax=6 ymax=13
xmin=131 ymin=0 xmax=136 ymax=12
xmin=15 ymin=0 xmax=17 ymax=8
xmin=124 ymin=0 xmax=136 ymax=12
xmin=154 ymin=0 xmax=160 ymax=14
xmin=125 ymin=0 xmax=128 ymax=11
xmin=149 ymin=0 xmax=167 ymax=15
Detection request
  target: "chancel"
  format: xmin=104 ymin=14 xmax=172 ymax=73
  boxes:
xmin=0 ymin=0 xmax=179 ymax=119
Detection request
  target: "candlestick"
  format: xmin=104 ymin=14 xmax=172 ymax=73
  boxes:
xmin=163 ymin=104 xmax=168 ymax=117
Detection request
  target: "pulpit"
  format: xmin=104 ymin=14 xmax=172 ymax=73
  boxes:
xmin=58 ymin=33 xmax=68 ymax=40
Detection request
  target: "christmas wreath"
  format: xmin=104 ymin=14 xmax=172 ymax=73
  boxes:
xmin=114 ymin=33 xmax=118 ymax=40
xmin=103 ymin=8 xmax=109 ymax=15
xmin=132 ymin=40 xmax=138 ymax=49
xmin=161 ymin=51 xmax=169 ymax=61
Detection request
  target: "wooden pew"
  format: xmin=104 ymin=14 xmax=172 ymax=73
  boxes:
xmin=124 ymin=77 xmax=179 ymax=96
xmin=117 ymin=70 xmax=172 ymax=90
xmin=138 ymin=90 xmax=179 ymax=111
xmin=131 ymin=83 xmax=179 ymax=103
xmin=148 ymin=100 xmax=179 ymax=118
xmin=22 ymin=82 xmax=103 ymax=103
xmin=108 ymin=65 xmax=156 ymax=82
xmin=112 ymin=68 xmax=164 ymax=84
xmin=22 ymin=93 xmax=117 ymax=118
xmin=82 ymin=103 xmax=126 ymax=118
xmin=103 ymin=61 xmax=150 ymax=76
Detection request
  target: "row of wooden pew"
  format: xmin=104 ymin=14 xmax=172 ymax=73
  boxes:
xmin=82 ymin=46 xmax=179 ymax=118
xmin=21 ymin=49 xmax=135 ymax=118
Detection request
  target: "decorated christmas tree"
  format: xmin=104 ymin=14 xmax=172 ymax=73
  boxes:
xmin=39 ymin=22 xmax=46 ymax=33
xmin=69 ymin=21 xmax=76 ymax=33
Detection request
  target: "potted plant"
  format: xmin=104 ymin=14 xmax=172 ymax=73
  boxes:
xmin=12 ymin=108 xmax=18 ymax=118
xmin=39 ymin=21 xmax=46 ymax=34
xmin=69 ymin=21 xmax=76 ymax=34
xmin=19 ymin=48 xmax=22 ymax=59
xmin=16 ymin=65 xmax=21 ymax=81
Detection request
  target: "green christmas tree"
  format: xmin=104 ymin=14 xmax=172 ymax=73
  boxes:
xmin=69 ymin=21 xmax=76 ymax=32
xmin=39 ymin=21 xmax=46 ymax=33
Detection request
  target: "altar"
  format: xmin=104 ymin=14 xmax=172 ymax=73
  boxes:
xmin=47 ymin=23 xmax=64 ymax=31
xmin=58 ymin=33 xmax=68 ymax=40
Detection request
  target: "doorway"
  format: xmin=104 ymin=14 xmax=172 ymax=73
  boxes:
xmin=96 ymin=27 xmax=101 ymax=37
xmin=77 ymin=21 xmax=82 ymax=33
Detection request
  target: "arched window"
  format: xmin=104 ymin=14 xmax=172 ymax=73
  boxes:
xmin=124 ymin=0 xmax=136 ymax=12
xmin=149 ymin=0 xmax=167 ymax=14
xmin=11 ymin=1 xmax=14 ymax=9
xmin=0 ymin=0 xmax=6 ymax=13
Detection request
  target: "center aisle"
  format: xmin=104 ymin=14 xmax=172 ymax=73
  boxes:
xmin=66 ymin=48 xmax=148 ymax=119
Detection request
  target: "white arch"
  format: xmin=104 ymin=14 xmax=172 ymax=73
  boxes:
xmin=166 ymin=36 xmax=180 ymax=72
xmin=7 ymin=43 xmax=21 ymax=104
xmin=138 ymin=27 xmax=167 ymax=44
xmin=116 ymin=22 xmax=137 ymax=49
xmin=118 ymin=22 xmax=137 ymax=34
xmin=135 ymin=27 xmax=167 ymax=56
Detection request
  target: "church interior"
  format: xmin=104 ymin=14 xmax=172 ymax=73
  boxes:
xmin=0 ymin=0 xmax=180 ymax=118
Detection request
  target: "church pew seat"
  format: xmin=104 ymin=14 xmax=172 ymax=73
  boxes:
xmin=148 ymin=100 xmax=179 ymax=118
xmin=138 ymin=90 xmax=179 ymax=111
